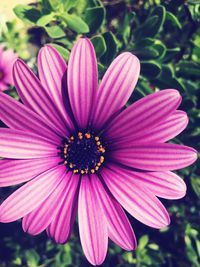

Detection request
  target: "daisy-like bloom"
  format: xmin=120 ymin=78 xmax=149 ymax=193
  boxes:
xmin=0 ymin=38 xmax=197 ymax=265
xmin=0 ymin=46 xmax=17 ymax=91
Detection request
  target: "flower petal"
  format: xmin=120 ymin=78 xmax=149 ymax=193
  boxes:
xmin=102 ymin=165 xmax=170 ymax=228
xmin=47 ymin=173 xmax=79 ymax=243
xmin=0 ymin=49 xmax=17 ymax=69
xmin=113 ymin=110 xmax=188 ymax=147
xmin=3 ymin=70 xmax=14 ymax=85
xmin=67 ymin=38 xmax=98 ymax=129
xmin=92 ymin=52 xmax=140 ymax=129
xmin=0 ymin=92 xmax=60 ymax=142
xmin=37 ymin=45 xmax=73 ymax=130
xmin=111 ymin=143 xmax=197 ymax=171
xmin=123 ymin=169 xmax=186 ymax=199
xmin=0 ymin=129 xmax=57 ymax=159
xmin=13 ymin=59 xmax=73 ymax=135
xmin=93 ymin=175 xmax=137 ymax=250
xmin=0 ymin=81 xmax=8 ymax=91
xmin=78 ymin=175 xmax=108 ymax=265
xmin=22 ymin=173 xmax=69 ymax=235
xmin=0 ymin=158 xmax=60 ymax=187
xmin=106 ymin=89 xmax=182 ymax=141
xmin=0 ymin=165 xmax=66 ymax=222
xmin=0 ymin=49 xmax=17 ymax=84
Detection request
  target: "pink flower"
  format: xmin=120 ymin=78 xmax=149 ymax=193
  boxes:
xmin=0 ymin=46 xmax=17 ymax=91
xmin=0 ymin=38 xmax=197 ymax=265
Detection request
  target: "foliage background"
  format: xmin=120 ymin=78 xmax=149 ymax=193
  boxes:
xmin=0 ymin=0 xmax=200 ymax=266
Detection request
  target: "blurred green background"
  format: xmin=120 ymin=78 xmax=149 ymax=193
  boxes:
xmin=0 ymin=0 xmax=200 ymax=266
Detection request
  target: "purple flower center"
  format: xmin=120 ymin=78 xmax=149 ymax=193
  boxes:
xmin=0 ymin=69 xmax=4 ymax=80
xmin=59 ymin=131 xmax=106 ymax=174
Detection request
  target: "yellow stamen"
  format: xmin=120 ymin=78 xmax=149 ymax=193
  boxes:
xmin=95 ymin=136 xmax=99 ymax=141
xmin=85 ymin=133 xmax=91 ymax=139
xmin=78 ymin=132 xmax=83 ymax=140
xmin=91 ymin=169 xmax=95 ymax=174
xmin=99 ymin=147 xmax=105 ymax=153
xmin=100 ymin=156 xmax=104 ymax=163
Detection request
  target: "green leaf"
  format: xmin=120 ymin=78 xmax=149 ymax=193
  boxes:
xmin=138 ymin=235 xmax=149 ymax=250
xmin=122 ymin=252 xmax=135 ymax=264
xmin=150 ymin=5 xmax=166 ymax=35
xmin=133 ymin=47 xmax=160 ymax=60
xmin=92 ymin=0 xmax=103 ymax=6
xmin=192 ymin=44 xmax=200 ymax=62
xmin=191 ymin=177 xmax=200 ymax=198
xmin=97 ymin=62 xmax=106 ymax=78
xmin=118 ymin=12 xmax=135 ymax=44
xmin=85 ymin=6 xmax=105 ymax=33
xmin=41 ymin=0 xmax=53 ymax=13
xmin=132 ymin=38 xmax=156 ymax=59
xmin=159 ymin=65 xmax=185 ymax=92
xmin=153 ymin=41 xmax=166 ymax=59
xmin=164 ymin=47 xmax=180 ymax=62
xmin=135 ymin=5 xmax=166 ymax=39
xmin=51 ymin=44 xmax=70 ymax=61
xmin=187 ymin=1 xmax=200 ymax=22
xmin=131 ymin=78 xmax=153 ymax=102
xmin=141 ymin=61 xmax=161 ymax=78
xmin=152 ymin=64 xmax=185 ymax=93
xmin=36 ymin=13 xmax=55 ymax=27
xmin=133 ymin=38 xmax=166 ymax=59
xmin=100 ymin=32 xmax=118 ymax=65
xmin=138 ymin=78 xmax=154 ymax=95
xmin=155 ymin=75 xmax=185 ymax=94
xmin=196 ymin=239 xmax=200 ymax=257
xmin=63 ymin=14 xmax=89 ymax=33
xmin=91 ymin=35 xmax=106 ymax=57
xmin=13 ymin=257 xmax=22 ymax=266
xmin=25 ymin=250 xmax=40 ymax=267
xmin=185 ymin=235 xmax=199 ymax=265
xmin=159 ymin=65 xmax=175 ymax=79
xmin=148 ymin=243 xmax=159 ymax=250
xmin=48 ymin=0 xmax=63 ymax=11
xmin=135 ymin=38 xmax=155 ymax=47
xmin=62 ymin=0 xmax=78 ymax=11
xmin=176 ymin=61 xmax=200 ymax=77
xmin=13 ymin=5 xmax=41 ymax=24
xmin=45 ymin=25 xmax=65 ymax=38
xmin=135 ymin=15 xmax=159 ymax=39
xmin=166 ymin=11 xmax=182 ymax=29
